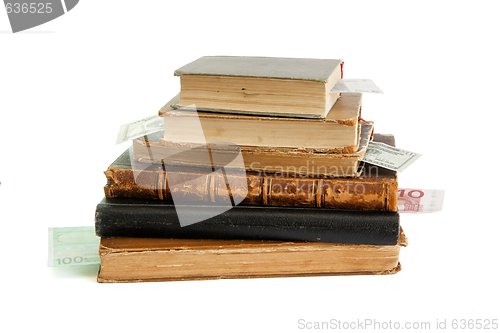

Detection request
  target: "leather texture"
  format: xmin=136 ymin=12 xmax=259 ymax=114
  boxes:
xmin=95 ymin=198 xmax=400 ymax=245
xmin=104 ymin=134 xmax=397 ymax=211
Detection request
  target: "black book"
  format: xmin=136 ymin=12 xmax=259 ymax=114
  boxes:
xmin=95 ymin=199 xmax=400 ymax=245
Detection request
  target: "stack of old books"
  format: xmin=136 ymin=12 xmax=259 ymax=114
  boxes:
xmin=95 ymin=56 xmax=406 ymax=283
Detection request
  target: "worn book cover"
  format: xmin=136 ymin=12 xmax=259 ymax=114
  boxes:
xmin=132 ymin=121 xmax=372 ymax=177
xmin=97 ymin=229 xmax=407 ymax=283
xmin=106 ymin=133 xmax=396 ymax=211
xmin=95 ymin=198 xmax=400 ymax=245
xmin=162 ymin=93 xmax=361 ymax=151
xmin=174 ymin=56 xmax=343 ymax=118
xmin=175 ymin=56 xmax=343 ymax=81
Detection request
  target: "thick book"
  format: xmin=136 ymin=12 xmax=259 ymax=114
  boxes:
xmin=174 ymin=56 xmax=343 ymax=118
xmin=95 ymin=199 xmax=400 ymax=245
xmin=105 ymin=134 xmax=397 ymax=211
xmin=97 ymin=230 xmax=407 ymax=283
xmin=132 ymin=120 xmax=373 ymax=177
xmin=162 ymin=93 xmax=361 ymax=151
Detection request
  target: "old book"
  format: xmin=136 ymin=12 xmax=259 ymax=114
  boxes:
xmin=162 ymin=93 xmax=361 ymax=151
xmin=105 ymin=134 xmax=397 ymax=211
xmin=174 ymin=56 xmax=343 ymax=118
xmin=95 ymin=198 xmax=400 ymax=245
xmin=97 ymin=230 xmax=407 ymax=283
xmin=133 ymin=120 xmax=372 ymax=178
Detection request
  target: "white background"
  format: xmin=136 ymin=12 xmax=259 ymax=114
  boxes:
xmin=1 ymin=1 xmax=499 ymax=332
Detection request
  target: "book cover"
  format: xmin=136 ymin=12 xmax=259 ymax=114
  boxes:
xmin=97 ymin=229 xmax=407 ymax=283
xmin=174 ymin=56 xmax=343 ymax=82
xmin=174 ymin=56 xmax=343 ymax=118
xmin=162 ymin=93 xmax=361 ymax=150
xmin=105 ymin=134 xmax=396 ymax=211
xmin=131 ymin=121 xmax=373 ymax=177
xmin=95 ymin=199 xmax=400 ymax=245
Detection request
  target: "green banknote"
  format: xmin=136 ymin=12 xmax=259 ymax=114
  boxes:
xmin=48 ymin=227 xmax=100 ymax=267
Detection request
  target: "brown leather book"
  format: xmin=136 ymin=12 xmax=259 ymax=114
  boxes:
xmin=104 ymin=134 xmax=397 ymax=212
xmin=97 ymin=229 xmax=407 ymax=283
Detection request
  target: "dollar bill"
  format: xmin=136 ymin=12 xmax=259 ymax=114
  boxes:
xmin=363 ymin=141 xmax=421 ymax=172
xmin=116 ymin=115 xmax=164 ymax=144
xmin=331 ymin=79 xmax=383 ymax=94
xmin=48 ymin=227 xmax=100 ymax=267
xmin=398 ymin=188 xmax=445 ymax=213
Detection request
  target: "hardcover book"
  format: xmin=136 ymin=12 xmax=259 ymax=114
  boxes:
xmin=174 ymin=56 xmax=343 ymax=118
xmin=132 ymin=120 xmax=373 ymax=177
xmin=105 ymin=133 xmax=397 ymax=211
xmin=162 ymin=93 xmax=362 ymax=151
xmin=95 ymin=199 xmax=400 ymax=245
xmin=97 ymin=229 xmax=407 ymax=283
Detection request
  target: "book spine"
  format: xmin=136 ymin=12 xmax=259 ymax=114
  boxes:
xmin=95 ymin=202 xmax=400 ymax=245
xmin=104 ymin=168 xmax=397 ymax=212
xmin=104 ymin=168 xmax=170 ymax=201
